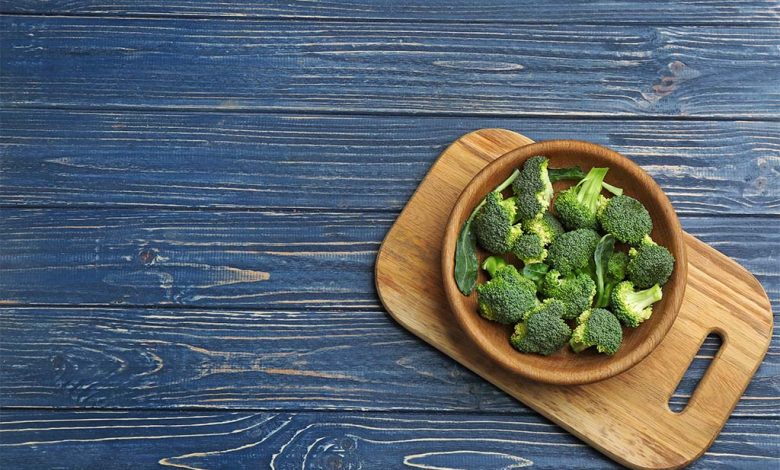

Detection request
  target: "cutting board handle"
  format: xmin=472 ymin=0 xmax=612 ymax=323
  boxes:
xmin=665 ymin=245 xmax=772 ymax=435
xmin=680 ymin=327 xmax=728 ymax=413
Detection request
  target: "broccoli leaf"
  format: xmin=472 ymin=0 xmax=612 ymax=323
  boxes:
xmin=548 ymin=167 xmax=586 ymax=183
xmin=522 ymin=262 xmax=549 ymax=288
xmin=455 ymin=219 xmax=479 ymax=295
xmin=454 ymin=169 xmax=520 ymax=295
xmin=593 ymin=234 xmax=616 ymax=308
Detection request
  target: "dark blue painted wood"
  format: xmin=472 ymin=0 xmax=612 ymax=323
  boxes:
xmin=0 ymin=306 xmax=775 ymax=413
xmin=0 ymin=210 xmax=776 ymax=309
xmin=3 ymin=0 xmax=778 ymax=25
xmin=0 ymin=209 xmax=388 ymax=308
xmin=0 ymin=410 xmax=777 ymax=469
xmin=0 ymin=2 xmax=778 ymax=467
xmin=1 ymin=110 xmax=778 ymax=215
xmin=2 ymin=18 xmax=779 ymax=117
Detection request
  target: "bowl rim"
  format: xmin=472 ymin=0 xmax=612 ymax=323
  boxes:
xmin=441 ymin=139 xmax=687 ymax=385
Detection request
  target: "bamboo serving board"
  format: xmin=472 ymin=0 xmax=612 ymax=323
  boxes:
xmin=375 ymin=129 xmax=773 ymax=469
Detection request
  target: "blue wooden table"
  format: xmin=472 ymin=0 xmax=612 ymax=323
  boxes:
xmin=0 ymin=2 xmax=778 ymax=468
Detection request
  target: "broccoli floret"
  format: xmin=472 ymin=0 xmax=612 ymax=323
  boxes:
xmin=597 ymin=195 xmax=652 ymax=245
xmin=513 ymin=156 xmax=554 ymax=221
xmin=546 ymin=228 xmax=600 ymax=276
xmin=523 ymin=212 xmax=564 ymax=246
xmin=512 ymin=233 xmax=548 ymax=264
xmin=554 ymin=167 xmax=609 ymax=230
xmin=541 ymin=270 xmax=596 ymax=320
xmin=627 ymin=237 xmax=675 ymax=288
xmin=477 ymin=260 xmax=538 ymax=324
xmin=610 ymin=280 xmax=662 ymax=327
xmin=481 ymin=255 xmax=509 ymax=278
xmin=570 ymin=308 xmax=623 ymax=355
xmin=607 ymin=251 xmax=629 ymax=283
xmin=521 ymin=297 xmax=567 ymax=321
xmin=511 ymin=299 xmax=572 ymax=356
xmin=473 ymin=191 xmax=523 ymax=254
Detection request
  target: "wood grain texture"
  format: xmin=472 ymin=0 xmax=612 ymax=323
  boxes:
xmin=1 ymin=2 xmax=778 ymax=466
xmin=0 ymin=305 xmax=776 ymax=413
xmin=0 ymin=209 xmax=388 ymax=308
xmin=0 ymin=209 xmax=776 ymax=310
xmin=1 ymin=110 xmax=779 ymax=214
xmin=375 ymin=129 xmax=773 ymax=468
xmin=2 ymin=18 xmax=779 ymax=117
xmin=1 ymin=410 xmax=777 ymax=469
xmin=3 ymin=0 xmax=779 ymax=25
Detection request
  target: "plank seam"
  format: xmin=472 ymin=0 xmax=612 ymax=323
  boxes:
xmin=0 ymin=206 xmax=777 ymax=218
xmin=0 ymin=297 xmax=776 ymax=313
xmin=0 ymin=12 xmax=777 ymax=27
xmin=2 ymin=104 xmax=780 ymax=122
xmin=1 ymin=406 xmax=777 ymax=417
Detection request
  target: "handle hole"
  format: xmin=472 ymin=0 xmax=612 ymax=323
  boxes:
xmin=668 ymin=332 xmax=723 ymax=413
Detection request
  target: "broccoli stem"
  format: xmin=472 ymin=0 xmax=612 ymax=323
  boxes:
xmin=549 ymin=166 xmax=622 ymax=195
xmin=627 ymin=284 xmax=662 ymax=310
xmin=601 ymin=181 xmax=623 ymax=196
xmin=495 ymin=169 xmax=521 ymax=193
xmin=597 ymin=283 xmax=616 ymax=308
xmin=576 ymin=168 xmax=609 ymax=211
xmin=593 ymin=234 xmax=615 ymax=308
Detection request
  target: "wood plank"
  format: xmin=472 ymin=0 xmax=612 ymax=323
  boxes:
xmin=2 ymin=18 xmax=779 ymax=117
xmin=0 ymin=209 xmax=388 ymax=308
xmin=2 ymin=110 xmax=778 ymax=215
xmin=0 ymin=210 xmax=776 ymax=309
xmin=0 ymin=306 xmax=776 ymax=414
xmin=0 ymin=410 xmax=776 ymax=469
xmin=3 ymin=1 xmax=779 ymax=25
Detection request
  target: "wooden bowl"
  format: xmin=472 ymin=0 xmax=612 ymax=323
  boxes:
xmin=441 ymin=140 xmax=687 ymax=385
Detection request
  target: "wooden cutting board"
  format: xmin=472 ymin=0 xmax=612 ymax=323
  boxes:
xmin=375 ymin=129 xmax=773 ymax=469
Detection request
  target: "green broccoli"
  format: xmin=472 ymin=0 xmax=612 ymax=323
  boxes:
xmin=473 ymin=191 xmax=523 ymax=254
xmin=541 ymin=270 xmax=596 ymax=320
xmin=481 ymin=255 xmax=509 ymax=278
xmin=520 ymin=262 xmax=549 ymax=289
xmin=477 ymin=257 xmax=538 ymax=324
xmin=546 ymin=228 xmax=600 ymax=276
xmin=512 ymin=233 xmax=547 ymax=264
xmin=597 ymin=195 xmax=652 ymax=245
xmin=510 ymin=299 xmax=572 ymax=356
xmin=513 ymin=156 xmax=554 ymax=221
xmin=607 ymin=251 xmax=629 ymax=282
xmin=627 ymin=236 xmax=675 ymax=288
xmin=570 ymin=308 xmax=623 ymax=355
xmin=523 ymin=212 xmax=564 ymax=246
xmin=553 ymin=167 xmax=609 ymax=230
xmin=595 ymin=250 xmax=629 ymax=308
xmin=610 ymin=281 xmax=662 ymax=327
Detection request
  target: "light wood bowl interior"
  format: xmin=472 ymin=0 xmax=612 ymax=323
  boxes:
xmin=441 ymin=140 xmax=687 ymax=385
